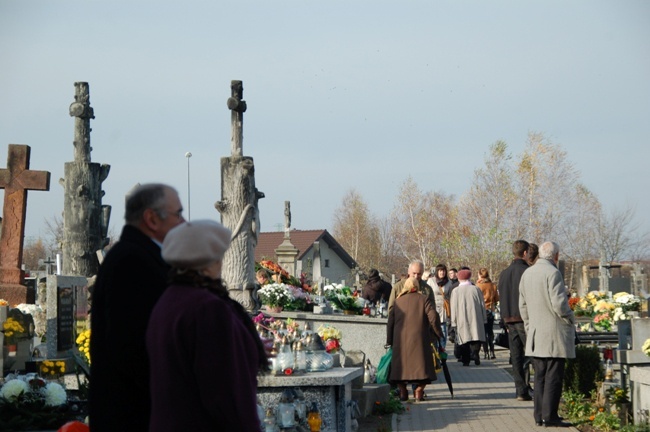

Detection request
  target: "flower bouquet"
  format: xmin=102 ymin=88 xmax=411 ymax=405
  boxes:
xmin=258 ymin=283 xmax=293 ymax=312
xmin=323 ymin=283 xmax=362 ymax=314
xmin=574 ymin=291 xmax=609 ymax=317
xmin=2 ymin=317 xmax=26 ymax=346
xmin=593 ymin=311 xmax=613 ymax=332
xmin=76 ymin=329 xmax=91 ymax=365
xmin=284 ymin=285 xmax=313 ymax=312
xmin=0 ymin=373 xmax=74 ymax=431
xmin=317 ymin=325 xmax=342 ymax=354
xmin=612 ymin=292 xmax=641 ymax=313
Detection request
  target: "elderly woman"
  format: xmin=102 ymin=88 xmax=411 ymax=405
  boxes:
xmin=146 ymin=220 xmax=269 ymax=431
xmin=387 ymin=277 xmax=443 ymax=401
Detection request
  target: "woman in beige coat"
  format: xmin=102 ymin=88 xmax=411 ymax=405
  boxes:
xmin=387 ymin=278 xmax=443 ymax=401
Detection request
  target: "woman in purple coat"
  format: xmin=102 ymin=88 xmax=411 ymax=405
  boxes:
xmin=146 ymin=220 xmax=269 ymax=431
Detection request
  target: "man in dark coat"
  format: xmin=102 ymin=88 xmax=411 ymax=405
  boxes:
xmin=361 ymin=268 xmax=392 ymax=303
xmin=89 ymin=184 xmax=184 ymax=432
xmin=498 ymin=239 xmax=531 ymax=401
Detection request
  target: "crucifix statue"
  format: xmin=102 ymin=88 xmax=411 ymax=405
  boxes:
xmin=216 ymin=80 xmax=265 ymax=311
xmin=0 ymin=144 xmax=51 ymax=305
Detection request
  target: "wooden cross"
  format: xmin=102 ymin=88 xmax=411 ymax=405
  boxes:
xmin=0 ymin=144 xmax=50 ymax=305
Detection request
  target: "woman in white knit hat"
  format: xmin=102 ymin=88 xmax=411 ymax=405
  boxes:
xmin=146 ymin=220 xmax=269 ymax=431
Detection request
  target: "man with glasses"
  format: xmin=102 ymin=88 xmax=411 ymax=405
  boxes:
xmin=90 ymin=183 xmax=184 ymax=432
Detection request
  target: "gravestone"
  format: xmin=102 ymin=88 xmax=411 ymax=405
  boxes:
xmin=0 ymin=144 xmax=51 ymax=305
xmin=216 ymin=80 xmax=265 ymax=311
xmin=46 ymin=275 xmax=88 ymax=358
xmin=60 ymin=82 xmax=111 ymax=277
xmin=2 ymin=307 xmax=35 ymax=371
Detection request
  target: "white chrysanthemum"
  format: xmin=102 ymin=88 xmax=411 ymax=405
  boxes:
xmin=0 ymin=379 xmax=29 ymax=402
xmin=42 ymin=382 xmax=67 ymax=406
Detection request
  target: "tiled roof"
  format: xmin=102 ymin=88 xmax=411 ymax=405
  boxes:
xmin=255 ymin=229 xmax=356 ymax=268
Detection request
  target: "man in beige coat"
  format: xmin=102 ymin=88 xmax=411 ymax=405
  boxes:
xmin=519 ymin=241 xmax=575 ymax=428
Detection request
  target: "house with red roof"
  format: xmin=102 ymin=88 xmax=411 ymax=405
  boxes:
xmin=255 ymin=229 xmax=357 ymax=286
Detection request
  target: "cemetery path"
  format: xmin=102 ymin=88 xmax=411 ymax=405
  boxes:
xmin=389 ymin=345 xmax=580 ymax=432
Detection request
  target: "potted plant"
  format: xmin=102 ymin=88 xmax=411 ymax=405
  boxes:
xmin=258 ymin=283 xmax=293 ymax=313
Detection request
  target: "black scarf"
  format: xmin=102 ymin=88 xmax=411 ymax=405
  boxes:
xmin=435 ymin=276 xmax=449 ymax=287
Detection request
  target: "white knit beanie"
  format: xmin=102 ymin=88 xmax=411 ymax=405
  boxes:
xmin=162 ymin=220 xmax=231 ymax=269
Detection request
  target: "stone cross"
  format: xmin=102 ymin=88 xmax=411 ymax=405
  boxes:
xmin=0 ymin=144 xmax=51 ymax=305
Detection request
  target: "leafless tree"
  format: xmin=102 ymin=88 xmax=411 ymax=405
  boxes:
xmin=332 ymin=189 xmax=382 ymax=273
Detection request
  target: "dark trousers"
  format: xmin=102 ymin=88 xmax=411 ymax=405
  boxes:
xmin=483 ymin=318 xmax=495 ymax=355
xmin=459 ymin=341 xmax=481 ymax=365
xmin=507 ymin=322 xmax=531 ymax=396
xmin=532 ymin=357 xmax=566 ymax=423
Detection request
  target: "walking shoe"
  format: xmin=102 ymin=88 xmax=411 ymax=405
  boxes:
xmin=517 ymin=394 xmax=533 ymax=401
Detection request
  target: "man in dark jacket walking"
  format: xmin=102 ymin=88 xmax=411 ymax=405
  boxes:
xmin=362 ymin=268 xmax=392 ymax=303
xmin=498 ymin=239 xmax=531 ymax=401
xmin=89 ymin=184 xmax=185 ymax=432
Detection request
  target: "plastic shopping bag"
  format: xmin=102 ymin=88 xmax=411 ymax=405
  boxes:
xmin=376 ymin=347 xmax=392 ymax=384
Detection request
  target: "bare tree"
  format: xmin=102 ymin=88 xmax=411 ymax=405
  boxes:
xmin=22 ymin=238 xmax=47 ymax=273
xmin=597 ymin=204 xmax=650 ymax=262
xmin=457 ymin=140 xmax=516 ymax=274
xmin=332 ymin=189 xmax=382 ymax=273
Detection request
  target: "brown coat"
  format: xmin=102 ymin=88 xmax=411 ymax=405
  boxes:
xmin=476 ymin=280 xmax=499 ymax=312
xmin=386 ymin=291 xmax=443 ymax=383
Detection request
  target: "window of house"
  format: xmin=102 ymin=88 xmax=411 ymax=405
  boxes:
xmin=324 ymin=259 xmax=330 ymax=268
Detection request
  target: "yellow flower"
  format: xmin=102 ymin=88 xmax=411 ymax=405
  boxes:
xmin=594 ymin=300 xmax=615 ymax=312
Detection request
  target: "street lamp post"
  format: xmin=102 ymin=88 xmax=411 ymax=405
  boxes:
xmin=185 ymin=151 xmax=192 ymax=220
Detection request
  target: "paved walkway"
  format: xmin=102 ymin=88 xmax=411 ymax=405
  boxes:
xmin=393 ymin=345 xmax=579 ymax=431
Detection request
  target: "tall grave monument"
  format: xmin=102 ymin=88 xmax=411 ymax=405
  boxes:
xmin=60 ymin=82 xmax=111 ymax=277
xmin=0 ymin=145 xmax=51 ymax=305
xmin=216 ymin=80 xmax=265 ymax=310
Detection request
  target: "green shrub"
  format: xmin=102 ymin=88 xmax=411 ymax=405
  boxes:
xmin=561 ymin=389 xmax=595 ymax=424
xmin=592 ymin=411 xmax=621 ymax=432
xmin=373 ymin=394 xmax=406 ymax=416
xmin=564 ymin=345 xmax=604 ymax=395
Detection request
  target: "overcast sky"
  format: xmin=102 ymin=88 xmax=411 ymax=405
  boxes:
xmin=1 ymin=1 xmax=649 ymax=249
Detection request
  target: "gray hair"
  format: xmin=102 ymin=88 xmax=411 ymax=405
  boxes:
xmin=538 ymin=241 xmax=560 ymax=260
xmin=124 ymin=183 xmax=175 ymax=225
xmin=409 ymin=260 xmax=425 ymax=271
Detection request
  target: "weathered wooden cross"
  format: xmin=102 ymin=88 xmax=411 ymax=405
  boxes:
xmin=0 ymin=144 xmax=51 ymax=305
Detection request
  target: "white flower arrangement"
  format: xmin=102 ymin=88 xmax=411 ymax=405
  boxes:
xmin=43 ymin=382 xmax=67 ymax=407
xmin=612 ymin=307 xmax=629 ymax=322
xmin=258 ymin=283 xmax=293 ymax=308
xmin=0 ymin=379 xmax=30 ymax=402
xmin=613 ymin=292 xmax=641 ymax=312
xmin=643 ymin=338 xmax=650 ymax=357
xmin=0 ymin=375 xmax=66 ymax=407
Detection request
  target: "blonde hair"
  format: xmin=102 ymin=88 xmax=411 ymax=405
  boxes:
xmin=398 ymin=278 xmax=418 ymax=298
xmin=478 ymin=267 xmax=491 ymax=282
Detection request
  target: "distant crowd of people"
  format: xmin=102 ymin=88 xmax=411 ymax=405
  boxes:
xmin=86 ymin=182 xmax=575 ymax=430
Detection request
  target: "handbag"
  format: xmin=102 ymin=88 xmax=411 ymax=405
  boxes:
xmin=494 ymin=331 xmax=509 ymax=348
xmin=431 ymin=343 xmax=443 ymax=373
xmin=376 ymin=347 xmax=392 ymax=384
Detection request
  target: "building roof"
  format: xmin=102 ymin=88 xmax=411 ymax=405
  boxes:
xmin=255 ymin=229 xmax=357 ymax=269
